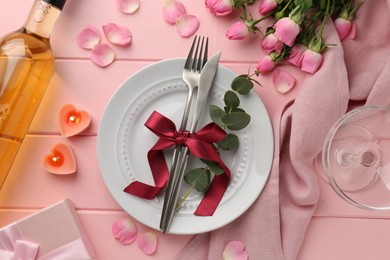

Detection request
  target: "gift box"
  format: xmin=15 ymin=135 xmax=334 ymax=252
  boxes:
xmin=0 ymin=199 xmax=95 ymax=259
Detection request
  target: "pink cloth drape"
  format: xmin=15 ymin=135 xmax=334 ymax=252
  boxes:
xmin=178 ymin=1 xmax=390 ymax=259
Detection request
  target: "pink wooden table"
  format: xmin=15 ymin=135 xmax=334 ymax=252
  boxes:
xmin=1 ymin=0 xmax=390 ymax=259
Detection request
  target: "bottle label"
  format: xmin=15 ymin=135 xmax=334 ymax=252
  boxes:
xmin=34 ymin=1 xmax=51 ymax=23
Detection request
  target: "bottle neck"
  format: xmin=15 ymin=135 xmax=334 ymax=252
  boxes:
xmin=23 ymin=0 xmax=62 ymax=39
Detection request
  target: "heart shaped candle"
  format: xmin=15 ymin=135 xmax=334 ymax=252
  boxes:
xmin=43 ymin=143 xmax=77 ymax=175
xmin=58 ymin=104 xmax=91 ymax=137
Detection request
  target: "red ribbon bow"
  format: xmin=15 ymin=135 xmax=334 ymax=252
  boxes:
xmin=123 ymin=111 xmax=231 ymax=216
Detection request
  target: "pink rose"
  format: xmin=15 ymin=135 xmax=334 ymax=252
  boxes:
xmin=301 ymin=49 xmax=323 ymax=74
xmin=258 ymin=0 xmax=278 ymax=15
xmin=226 ymin=21 xmax=249 ymax=40
xmin=256 ymin=55 xmax=275 ymax=74
xmin=261 ymin=33 xmax=283 ymax=54
xmin=288 ymin=44 xmax=307 ymax=67
xmin=274 ymin=17 xmax=301 ymax=47
xmin=205 ymin=0 xmax=234 ymax=16
xmin=334 ymin=17 xmax=356 ymax=40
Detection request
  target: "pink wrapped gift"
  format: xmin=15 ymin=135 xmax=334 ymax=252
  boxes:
xmin=0 ymin=199 xmax=95 ymax=259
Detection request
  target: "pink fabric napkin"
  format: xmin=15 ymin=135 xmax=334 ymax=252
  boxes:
xmin=178 ymin=1 xmax=390 ymax=259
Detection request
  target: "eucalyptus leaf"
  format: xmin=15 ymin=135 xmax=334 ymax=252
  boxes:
xmin=224 ymin=90 xmax=240 ymax=108
xmin=231 ymin=77 xmax=253 ymax=95
xmin=222 ymin=112 xmax=251 ymax=131
xmin=209 ymin=105 xmax=225 ymax=127
xmin=224 ymin=106 xmax=245 ymax=113
xmin=201 ymin=159 xmax=225 ymax=175
xmin=218 ymin=133 xmax=239 ymax=151
xmin=184 ymin=168 xmax=211 ymax=192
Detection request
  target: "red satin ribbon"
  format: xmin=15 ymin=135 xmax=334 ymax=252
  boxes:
xmin=123 ymin=111 xmax=231 ymax=216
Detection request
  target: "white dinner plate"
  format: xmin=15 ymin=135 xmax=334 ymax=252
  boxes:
xmin=97 ymin=59 xmax=274 ymax=234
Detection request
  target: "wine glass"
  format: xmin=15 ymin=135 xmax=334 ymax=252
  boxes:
xmin=320 ymin=105 xmax=390 ymax=210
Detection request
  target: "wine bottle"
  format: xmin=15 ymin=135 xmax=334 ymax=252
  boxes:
xmin=0 ymin=0 xmax=67 ymax=188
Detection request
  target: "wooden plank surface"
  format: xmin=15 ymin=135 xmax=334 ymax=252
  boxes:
xmin=1 ymin=0 xmax=389 ymax=259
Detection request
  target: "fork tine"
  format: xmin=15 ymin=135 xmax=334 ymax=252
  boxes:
xmin=202 ymin=38 xmax=209 ymax=68
xmin=196 ymin=37 xmax=205 ymax=72
xmin=191 ymin=36 xmax=201 ymax=71
xmin=184 ymin=35 xmax=197 ymax=70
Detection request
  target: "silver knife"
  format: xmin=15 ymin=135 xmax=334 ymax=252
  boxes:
xmin=162 ymin=51 xmax=222 ymax=233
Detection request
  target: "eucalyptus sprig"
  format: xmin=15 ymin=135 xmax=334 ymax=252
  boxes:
xmin=182 ymin=74 xmax=258 ymax=193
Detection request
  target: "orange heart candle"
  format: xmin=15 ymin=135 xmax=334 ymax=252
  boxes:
xmin=58 ymin=104 xmax=91 ymax=137
xmin=43 ymin=143 xmax=77 ymax=175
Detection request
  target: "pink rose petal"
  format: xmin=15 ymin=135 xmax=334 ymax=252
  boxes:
xmin=137 ymin=232 xmax=157 ymax=255
xmin=334 ymin=17 xmax=352 ymax=41
xmin=116 ymin=0 xmax=140 ymax=14
xmin=347 ymin=21 xmax=357 ymax=40
xmin=273 ymin=69 xmax=296 ymax=93
xmin=288 ymin=44 xmax=307 ymax=67
xmin=205 ymin=0 xmax=234 ymax=16
xmin=76 ymin=26 xmax=100 ymax=50
xmin=226 ymin=21 xmax=249 ymax=40
xmin=223 ymin=241 xmax=248 ymax=260
xmin=274 ymin=17 xmax=301 ymax=47
xmin=176 ymin=15 xmax=200 ymax=38
xmin=163 ymin=0 xmax=187 ymax=25
xmin=256 ymin=55 xmax=275 ymax=74
xmin=301 ymin=49 xmax=323 ymax=74
xmin=90 ymin=43 xmax=115 ymax=67
xmin=112 ymin=218 xmax=138 ymax=245
xmin=103 ymin=23 xmax=132 ymax=46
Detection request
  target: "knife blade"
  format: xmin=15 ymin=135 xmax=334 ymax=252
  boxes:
xmin=162 ymin=51 xmax=221 ymax=233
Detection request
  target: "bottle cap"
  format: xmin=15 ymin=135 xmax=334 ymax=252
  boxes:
xmin=43 ymin=0 xmax=67 ymax=10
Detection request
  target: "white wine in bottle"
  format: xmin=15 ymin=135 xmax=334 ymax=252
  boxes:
xmin=0 ymin=0 xmax=67 ymax=188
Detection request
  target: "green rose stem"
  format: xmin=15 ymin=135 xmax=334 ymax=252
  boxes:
xmin=174 ymin=185 xmax=195 ymax=213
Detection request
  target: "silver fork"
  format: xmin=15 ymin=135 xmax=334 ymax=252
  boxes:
xmin=159 ymin=36 xmax=208 ymax=231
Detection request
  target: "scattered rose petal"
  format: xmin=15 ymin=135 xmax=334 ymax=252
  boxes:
xmin=102 ymin=23 xmax=132 ymax=46
xmin=112 ymin=218 xmax=138 ymax=245
xmin=163 ymin=0 xmax=187 ymax=25
xmin=117 ymin=0 xmax=140 ymax=13
xmin=176 ymin=15 xmax=200 ymax=38
xmin=137 ymin=232 xmax=157 ymax=255
xmin=76 ymin=26 xmax=100 ymax=50
xmin=90 ymin=43 xmax=115 ymax=67
xmin=273 ymin=69 xmax=296 ymax=93
xmin=43 ymin=143 xmax=77 ymax=175
xmin=223 ymin=241 xmax=248 ymax=260
xmin=58 ymin=104 xmax=92 ymax=137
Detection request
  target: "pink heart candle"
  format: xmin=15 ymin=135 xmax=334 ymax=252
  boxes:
xmin=58 ymin=104 xmax=91 ymax=137
xmin=43 ymin=143 xmax=77 ymax=175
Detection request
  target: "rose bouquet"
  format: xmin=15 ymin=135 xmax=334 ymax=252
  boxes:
xmin=206 ymin=0 xmax=363 ymax=75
